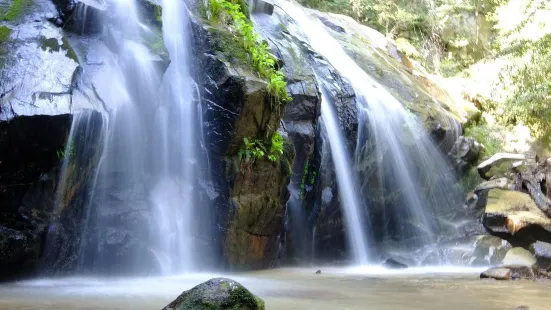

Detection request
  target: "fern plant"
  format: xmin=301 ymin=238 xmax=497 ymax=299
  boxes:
xmin=238 ymin=137 xmax=266 ymax=163
xmin=268 ymin=132 xmax=284 ymax=162
xmin=208 ymin=0 xmax=291 ymax=107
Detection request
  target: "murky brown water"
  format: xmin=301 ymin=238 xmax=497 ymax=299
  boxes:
xmin=0 ymin=267 xmax=550 ymax=309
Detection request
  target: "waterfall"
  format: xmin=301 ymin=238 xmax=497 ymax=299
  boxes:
xmin=277 ymin=0 xmax=462 ymax=259
xmin=320 ymin=89 xmax=370 ymax=264
xmin=46 ymin=0 xmax=212 ymax=275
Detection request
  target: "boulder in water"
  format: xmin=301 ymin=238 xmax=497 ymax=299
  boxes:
xmin=383 ymin=258 xmax=408 ymax=269
xmin=530 ymin=241 xmax=551 ymax=269
xmin=162 ymin=278 xmax=265 ymax=310
xmin=480 ymin=265 xmax=535 ymax=281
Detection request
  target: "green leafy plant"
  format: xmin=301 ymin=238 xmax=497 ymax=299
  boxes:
xmin=299 ymin=160 xmax=309 ymax=200
xmin=238 ymin=137 xmax=266 ymax=163
xmin=267 ymin=132 xmax=284 ymax=162
xmin=208 ymin=0 xmax=291 ymax=107
xmin=57 ymin=142 xmax=76 ymax=159
xmin=238 ymin=132 xmax=285 ymax=164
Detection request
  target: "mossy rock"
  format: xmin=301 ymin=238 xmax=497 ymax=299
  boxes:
xmin=162 ymin=277 xmax=265 ymax=310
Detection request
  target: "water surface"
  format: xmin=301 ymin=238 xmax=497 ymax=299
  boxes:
xmin=1 ymin=267 xmax=550 ymax=309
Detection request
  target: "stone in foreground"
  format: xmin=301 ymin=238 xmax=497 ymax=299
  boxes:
xmin=480 ymin=265 xmax=535 ymax=281
xmin=162 ymin=278 xmax=265 ymax=310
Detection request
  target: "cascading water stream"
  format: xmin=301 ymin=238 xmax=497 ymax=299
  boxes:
xmin=278 ymin=0 xmax=462 ymax=258
xmin=44 ymin=0 xmax=212 ymax=275
xmin=320 ymin=90 xmax=369 ymax=264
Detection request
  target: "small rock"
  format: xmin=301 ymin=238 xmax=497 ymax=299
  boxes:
xmin=383 ymin=258 xmax=408 ymax=269
xmin=162 ymin=278 xmax=264 ymax=310
xmin=480 ymin=265 xmax=535 ymax=281
xmin=480 ymin=267 xmax=512 ymax=280
xmin=315 ymin=270 xmax=321 ymax=274
xmin=503 ymin=248 xmax=537 ymax=267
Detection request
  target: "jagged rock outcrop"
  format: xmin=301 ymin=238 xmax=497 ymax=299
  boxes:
xmin=162 ymin=278 xmax=265 ymax=310
xmin=189 ymin=7 xmax=295 ymax=269
xmin=449 ymin=136 xmax=482 ymax=174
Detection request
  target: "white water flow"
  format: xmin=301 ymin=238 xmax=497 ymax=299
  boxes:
xmin=149 ymin=0 xmax=200 ymax=273
xmin=54 ymin=0 xmax=209 ymax=274
xmin=320 ymin=92 xmax=369 ymax=264
xmin=279 ymin=0 xmax=461 ymax=254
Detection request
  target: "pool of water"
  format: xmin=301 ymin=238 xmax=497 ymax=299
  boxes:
xmin=1 ymin=267 xmax=550 ymax=309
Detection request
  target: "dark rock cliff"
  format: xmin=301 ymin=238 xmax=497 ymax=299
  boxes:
xmin=0 ymin=114 xmax=72 ymax=280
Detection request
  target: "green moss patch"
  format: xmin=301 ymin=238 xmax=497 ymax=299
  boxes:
xmin=0 ymin=25 xmax=12 ymax=43
xmin=39 ymin=36 xmax=79 ymax=62
xmin=208 ymin=27 xmax=250 ymax=66
xmin=2 ymin=0 xmax=33 ymax=22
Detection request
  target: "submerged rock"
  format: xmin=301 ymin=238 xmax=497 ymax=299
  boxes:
xmin=162 ymin=278 xmax=265 ymax=310
xmin=383 ymin=258 xmax=408 ymax=269
xmin=480 ymin=265 xmax=535 ymax=281
xmin=480 ymin=267 xmax=512 ymax=280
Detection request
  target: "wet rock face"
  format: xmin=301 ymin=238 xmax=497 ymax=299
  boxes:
xmin=162 ymin=278 xmax=265 ymax=310
xmin=52 ymin=0 xmax=106 ymax=34
xmin=189 ymin=11 xmax=295 ymax=269
xmin=0 ymin=0 xmax=86 ymax=121
xmin=0 ymin=114 xmax=72 ymax=280
xmin=223 ymin=141 xmax=294 ymax=270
